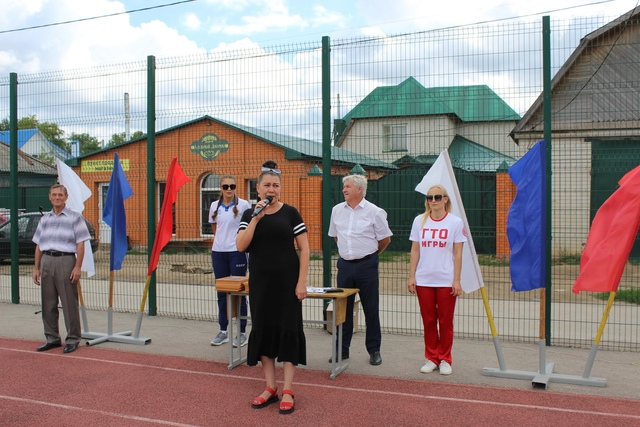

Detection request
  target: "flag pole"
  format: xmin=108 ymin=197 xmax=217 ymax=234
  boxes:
xmin=534 ymin=288 xmax=551 ymax=387
xmin=77 ymin=280 xmax=91 ymax=333
xmin=583 ymin=292 xmax=616 ymax=378
xmin=133 ymin=275 xmax=152 ymax=338
xmin=479 ymin=286 xmax=506 ymax=370
xmin=108 ymin=270 xmax=115 ymax=336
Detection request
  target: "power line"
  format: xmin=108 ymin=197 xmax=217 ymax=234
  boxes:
xmin=0 ymin=0 xmax=197 ymax=35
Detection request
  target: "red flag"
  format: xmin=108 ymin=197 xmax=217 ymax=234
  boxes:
xmin=573 ymin=165 xmax=640 ymax=293
xmin=147 ymin=158 xmax=190 ymax=275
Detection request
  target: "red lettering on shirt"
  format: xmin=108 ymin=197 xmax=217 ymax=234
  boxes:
xmin=421 ymin=228 xmax=449 ymax=248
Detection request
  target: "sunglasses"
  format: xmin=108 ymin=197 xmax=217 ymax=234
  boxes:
xmin=221 ymin=184 xmax=237 ymax=190
xmin=426 ymin=194 xmax=445 ymax=202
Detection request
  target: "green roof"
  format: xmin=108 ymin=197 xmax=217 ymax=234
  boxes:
xmin=448 ymin=135 xmax=516 ymax=172
xmin=224 ymin=120 xmax=396 ymax=170
xmin=392 ymin=135 xmax=516 ymax=173
xmin=342 ymin=77 xmax=520 ymax=124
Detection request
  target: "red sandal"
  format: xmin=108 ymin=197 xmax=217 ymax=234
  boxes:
xmin=279 ymin=390 xmax=295 ymax=414
xmin=251 ymin=386 xmax=278 ymax=409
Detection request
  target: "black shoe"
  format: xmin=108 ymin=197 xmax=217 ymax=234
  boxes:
xmin=63 ymin=343 xmax=78 ymax=354
xmin=369 ymin=351 xmax=382 ymax=366
xmin=328 ymin=354 xmax=349 ymax=363
xmin=36 ymin=341 xmax=61 ymax=352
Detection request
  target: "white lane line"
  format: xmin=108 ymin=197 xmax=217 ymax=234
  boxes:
xmin=0 ymin=395 xmax=201 ymax=427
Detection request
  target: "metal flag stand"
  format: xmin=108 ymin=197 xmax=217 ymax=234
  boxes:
xmin=481 ymin=289 xmax=607 ymax=389
xmin=80 ymin=273 xmax=151 ymax=346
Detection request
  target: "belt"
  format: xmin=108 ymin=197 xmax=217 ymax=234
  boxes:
xmin=43 ymin=251 xmax=75 ymax=257
xmin=342 ymin=253 xmax=376 ymax=263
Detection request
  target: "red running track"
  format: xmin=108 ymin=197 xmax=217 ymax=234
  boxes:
xmin=1 ymin=337 xmax=640 ymax=426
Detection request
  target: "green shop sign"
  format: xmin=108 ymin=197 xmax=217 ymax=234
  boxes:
xmin=190 ymin=133 xmax=230 ymax=161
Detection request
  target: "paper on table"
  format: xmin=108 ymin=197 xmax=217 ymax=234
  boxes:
xmin=306 ymin=287 xmax=344 ymax=293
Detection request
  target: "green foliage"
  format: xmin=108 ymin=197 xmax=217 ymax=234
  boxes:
xmin=553 ymin=251 xmax=581 ymax=265
xmin=594 ymin=289 xmax=640 ymax=305
xmin=477 ymin=255 xmax=509 ymax=266
xmin=107 ymin=131 xmax=146 ymax=148
xmin=37 ymin=148 xmax=56 ymax=166
xmin=68 ymin=132 xmax=103 ymax=156
xmin=379 ymin=251 xmax=409 ymax=263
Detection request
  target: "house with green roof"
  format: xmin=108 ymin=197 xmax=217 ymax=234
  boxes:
xmin=331 ymin=78 xmax=523 ymax=254
xmin=333 ymin=77 xmax=524 ymax=163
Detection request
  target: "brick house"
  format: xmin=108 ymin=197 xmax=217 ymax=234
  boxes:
xmin=68 ymin=115 xmax=394 ymax=252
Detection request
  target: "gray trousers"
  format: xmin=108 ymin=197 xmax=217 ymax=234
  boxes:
xmin=40 ymin=254 xmax=81 ymax=345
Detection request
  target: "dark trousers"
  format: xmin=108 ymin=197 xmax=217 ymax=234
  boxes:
xmin=40 ymin=254 xmax=81 ymax=345
xmin=336 ymin=254 xmax=381 ymax=355
xmin=212 ymin=251 xmax=248 ymax=332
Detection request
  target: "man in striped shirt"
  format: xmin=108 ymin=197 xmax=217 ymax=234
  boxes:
xmin=32 ymin=184 xmax=91 ymax=354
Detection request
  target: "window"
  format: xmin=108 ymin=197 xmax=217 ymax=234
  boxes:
xmin=247 ymin=179 xmax=258 ymax=206
xmin=201 ymin=173 xmax=221 ymax=236
xmin=383 ymin=124 xmax=408 ymax=151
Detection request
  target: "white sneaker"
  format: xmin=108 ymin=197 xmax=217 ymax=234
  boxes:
xmin=420 ymin=360 xmax=438 ymax=374
xmin=439 ymin=361 xmax=452 ymax=375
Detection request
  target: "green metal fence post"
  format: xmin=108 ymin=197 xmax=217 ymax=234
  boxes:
xmin=147 ymin=55 xmax=157 ymax=316
xmin=322 ymin=36 xmax=333 ymax=289
xmin=9 ymin=72 xmax=19 ymax=304
xmin=543 ymin=16 xmax=553 ymax=345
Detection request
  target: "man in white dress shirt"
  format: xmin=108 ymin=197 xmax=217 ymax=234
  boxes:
xmin=328 ymin=174 xmax=392 ymax=366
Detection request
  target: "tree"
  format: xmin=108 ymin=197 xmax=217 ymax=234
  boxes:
xmin=107 ymin=130 xmax=145 ymax=148
xmin=68 ymin=132 xmax=103 ymax=156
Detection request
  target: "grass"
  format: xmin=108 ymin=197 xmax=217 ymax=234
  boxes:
xmin=552 ymin=251 xmax=581 ymax=265
xmin=477 ymin=255 xmax=509 ymax=267
xmin=594 ymin=289 xmax=640 ymax=305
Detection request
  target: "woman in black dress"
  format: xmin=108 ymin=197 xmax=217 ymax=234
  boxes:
xmin=236 ymin=161 xmax=309 ymax=415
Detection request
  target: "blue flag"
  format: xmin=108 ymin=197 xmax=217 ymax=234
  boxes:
xmin=103 ymin=153 xmax=133 ymax=271
xmin=507 ymin=139 xmax=546 ymax=292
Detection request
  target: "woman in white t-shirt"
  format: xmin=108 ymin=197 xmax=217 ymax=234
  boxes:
xmin=209 ymin=175 xmax=251 ymax=348
xmin=408 ymin=184 xmax=466 ymax=376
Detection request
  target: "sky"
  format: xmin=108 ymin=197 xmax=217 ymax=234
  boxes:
xmin=0 ymin=0 xmax=638 ymax=143
xmin=1 ymin=0 xmax=638 ymax=74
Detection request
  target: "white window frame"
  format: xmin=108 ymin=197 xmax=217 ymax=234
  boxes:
xmin=383 ymin=123 xmax=408 ymax=151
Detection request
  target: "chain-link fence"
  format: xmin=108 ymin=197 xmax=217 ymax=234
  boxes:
xmin=1 ymin=12 xmax=639 ymax=351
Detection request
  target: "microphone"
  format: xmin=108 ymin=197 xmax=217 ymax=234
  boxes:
xmin=252 ymin=196 xmax=273 ymax=217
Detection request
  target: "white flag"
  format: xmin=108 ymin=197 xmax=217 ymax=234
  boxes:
xmin=56 ymin=159 xmax=95 ymax=277
xmin=414 ymin=150 xmax=484 ymax=293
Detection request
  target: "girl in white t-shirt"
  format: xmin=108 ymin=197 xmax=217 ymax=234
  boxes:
xmin=209 ymin=175 xmax=251 ymax=347
xmin=408 ymin=184 xmax=466 ymax=376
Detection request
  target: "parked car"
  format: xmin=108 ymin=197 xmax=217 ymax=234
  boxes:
xmin=0 ymin=212 xmax=99 ymax=261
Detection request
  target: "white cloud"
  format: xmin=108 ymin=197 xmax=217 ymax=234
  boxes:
xmin=0 ymin=0 xmax=204 ymax=73
xmin=204 ymin=0 xmax=251 ymax=11
xmin=182 ymin=12 xmax=202 ymax=31
xmin=352 ymin=0 xmax=638 ymax=35
xmin=310 ymin=5 xmax=347 ymax=28
xmin=207 ymin=0 xmax=307 ymax=36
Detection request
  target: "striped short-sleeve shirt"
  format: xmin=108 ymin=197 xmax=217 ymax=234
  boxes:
xmin=32 ymin=206 xmax=91 ymax=253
